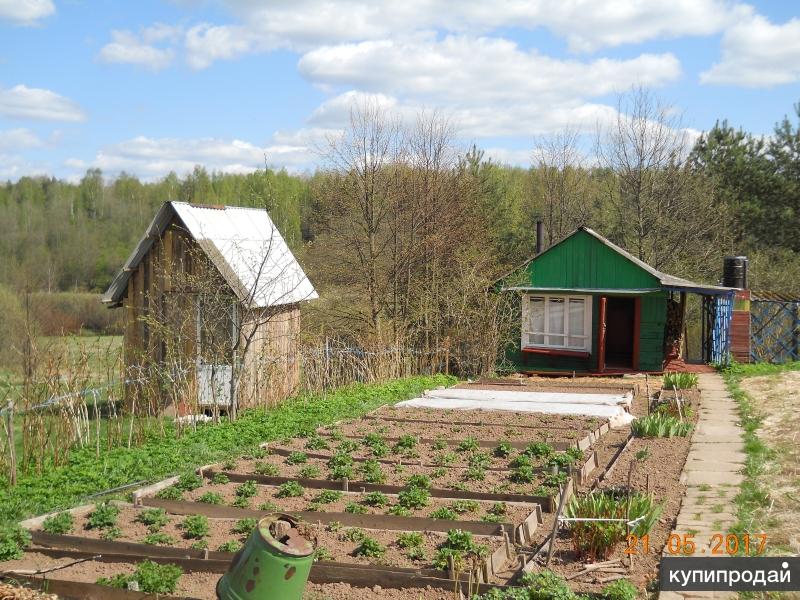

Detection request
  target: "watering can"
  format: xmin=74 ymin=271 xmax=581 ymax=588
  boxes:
xmin=217 ymin=513 xmax=314 ymax=600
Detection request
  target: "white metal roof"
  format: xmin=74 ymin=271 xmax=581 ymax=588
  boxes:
xmin=102 ymin=201 xmax=318 ymax=308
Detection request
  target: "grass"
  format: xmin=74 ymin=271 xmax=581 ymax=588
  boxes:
xmin=0 ymin=374 xmax=455 ymax=535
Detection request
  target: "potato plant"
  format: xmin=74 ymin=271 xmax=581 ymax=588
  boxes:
xmin=42 ymin=512 xmax=74 ymax=535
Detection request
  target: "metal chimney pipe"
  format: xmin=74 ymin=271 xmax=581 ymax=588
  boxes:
xmin=535 ymin=220 xmax=544 ymax=254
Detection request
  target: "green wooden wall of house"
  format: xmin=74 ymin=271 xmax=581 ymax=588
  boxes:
xmin=504 ymin=229 xmax=668 ymax=373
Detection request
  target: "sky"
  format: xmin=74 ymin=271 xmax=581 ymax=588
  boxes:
xmin=1 ymin=0 xmax=799 ymax=182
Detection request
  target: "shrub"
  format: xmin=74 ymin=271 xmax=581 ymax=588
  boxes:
xmin=432 ymin=529 xmax=487 ymax=570
xmin=329 ymin=464 xmax=354 ymax=480
xmin=468 ymin=452 xmax=492 ymax=469
xmin=353 ymin=537 xmax=386 ymax=559
xmin=198 ymin=492 xmax=224 ymax=505
xmin=431 ymin=439 xmax=448 ymax=451
xmin=549 ymin=453 xmax=579 ymax=470
xmin=42 ymin=512 xmax=74 ymax=535
xmin=135 ymin=508 xmax=169 ymax=532
xmin=359 ymin=459 xmax=386 ymax=484
xmin=232 ymin=518 xmax=258 ymax=535
xmin=212 ymin=472 xmax=230 ymax=485
xmin=258 ymin=501 xmax=279 ymax=512
xmin=101 ymin=526 xmax=122 ymax=540
xmin=565 ymin=491 xmax=662 ymax=560
xmin=345 ymin=502 xmax=368 ymax=514
xmin=232 ymin=496 xmax=251 ymax=509
xmin=181 ymin=515 xmax=209 ymax=539
xmin=433 ymin=452 xmax=457 ymax=466
xmin=398 ymin=487 xmax=430 ymax=509
xmin=298 ymin=465 xmax=322 ymax=478
xmin=520 ymin=569 xmax=577 ymax=600
xmin=218 ymin=540 xmax=243 ymax=553
xmin=481 ymin=513 xmax=505 ymax=523
xmin=155 ymin=486 xmax=183 ymax=500
xmin=602 ymin=578 xmax=638 ymax=600
xmin=143 ymin=532 xmax=175 ymax=546
xmin=276 ymin=481 xmax=305 ymax=498
xmin=328 ymin=453 xmax=354 ymax=480
xmin=510 ymin=465 xmax=536 ymax=484
xmin=236 ymin=480 xmax=258 ymax=498
xmin=431 ymin=467 xmax=446 ymax=479
xmin=343 ymin=528 xmax=366 ymax=542
xmin=254 ymin=462 xmax=280 ymax=476
xmin=464 ymin=465 xmax=486 ymax=481
xmin=176 ymin=473 xmax=203 ymax=491
xmin=362 ymin=492 xmax=389 ymax=507
xmin=631 ymin=413 xmax=693 ymax=438
xmin=430 ymin=507 xmax=458 ymax=520
xmin=313 ymin=546 xmax=333 ymax=561
xmin=394 ymin=434 xmax=418 ymax=452
xmin=456 ymin=436 xmax=479 ymax=453
xmin=314 ymin=490 xmax=343 ymax=504
xmin=286 ymin=451 xmax=308 ymax=465
xmin=337 ymin=440 xmax=359 ymax=453
xmin=190 ymin=539 xmax=208 ymax=550
xmin=87 ymin=503 xmax=120 ymax=530
xmin=305 ymin=436 xmax=330 ymax=450
xmin=0 ymin=525 xmax=31 ymax=561
xmin=386 ymin=505 xmax=412 ymax=517
xmin=97 ymin=561 xmax=182 ymax=595
xmin=397 ymin=532 xmax=424 ymax=548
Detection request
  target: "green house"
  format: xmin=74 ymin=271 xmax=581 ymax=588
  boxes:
xmin=502 ymin=227 xmax=733 ymax=374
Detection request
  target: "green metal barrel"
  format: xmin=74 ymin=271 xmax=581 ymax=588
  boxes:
xmin=217 ymin=513 xmax=314 ymax=600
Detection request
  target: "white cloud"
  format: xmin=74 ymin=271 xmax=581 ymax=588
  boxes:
xmin=73 ymin=135 xmax=315 ymax=179
xmin=701 ymin=14 xmax=800 ymax=87
xmin=0 ymin=128 xmax=43 ymax=151
xmin=0 ymin=0 xmax=54 ymax=25
xmin=0 ymin=84 xmax=86 ymax=122
xmin=98 ymin=25 xmax=181 ymax=70
xmin=299 ymin=36 xmax=681 ymax=105
xmin=184 ymin=23 xmax=260 ymax=69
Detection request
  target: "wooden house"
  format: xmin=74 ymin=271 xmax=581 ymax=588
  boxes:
xmin=501 ymin=227 xmax=736 ymax=374
xmin=102 ymin=201 xmax=317 ymax=412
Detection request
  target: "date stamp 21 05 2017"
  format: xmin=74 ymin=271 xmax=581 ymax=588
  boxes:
xmin=625 ymin=533 xmax=769 ymax=556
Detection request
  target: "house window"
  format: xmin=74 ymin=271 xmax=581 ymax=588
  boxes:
xmin=522 ymin=294 xmax=592 ymax=352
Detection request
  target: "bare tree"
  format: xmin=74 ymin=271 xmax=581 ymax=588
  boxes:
xmin=532 ymin=127 xmax=593 ymax=245
xmin=595 ymin=87 xmax=726 ymax=278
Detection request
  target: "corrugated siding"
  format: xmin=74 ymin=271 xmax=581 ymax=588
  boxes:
xmin=524 ymin=230 xmax=659 ymax=290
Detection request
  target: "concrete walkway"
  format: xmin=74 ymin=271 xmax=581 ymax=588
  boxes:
xmin=660 ymin=372 xmax=745 ymax=600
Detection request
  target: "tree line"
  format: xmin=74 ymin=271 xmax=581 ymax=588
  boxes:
xmin=0 ymin=89 xmax=798 ymax=355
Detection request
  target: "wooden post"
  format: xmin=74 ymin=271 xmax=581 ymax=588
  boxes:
xmin=632 ymin=297 xmax=641 ymax=371
xmin=444 ymin=336 xmax=450 ymax=376
xmin=545 ymin=478 xmax=573 ymax=567
xmin=5 ymin=399 xmax=16 ymax=487
xmin=597 ymin=297 xmax=607 ymax=373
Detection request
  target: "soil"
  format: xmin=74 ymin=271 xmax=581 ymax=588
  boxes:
xmin=176 ymin=482 xmax=539 ymax=526
xmin=225 ymin=455 xmax=556 ymax=496
xmin=365 ymin=407 xmax=604 ymax=435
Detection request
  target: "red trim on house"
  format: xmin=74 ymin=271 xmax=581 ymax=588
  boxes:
xmin=597 ymin=296 xmax=607 ymax=373
xmin=632 ymin=297 xmax=641 ymax=371
xmin=521 ymin=347 xmax=591 ymax=359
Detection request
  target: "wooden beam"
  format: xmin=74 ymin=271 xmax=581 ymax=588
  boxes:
xmin=632 ymin=297 xmax=641 ymax=371
xmin=597 ymin=296 xmax=607 ymax=373
xmin=521 ymin=347 xmax=590 ymax=359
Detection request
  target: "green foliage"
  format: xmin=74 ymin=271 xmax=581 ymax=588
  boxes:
xmin=398 ymin=486 xmax=430 ymax=509
xmin=565 ymin=491 xmax=662 ymax=560
xmin=451 ymin=500 xmax=480 ymax=513
xmin=343 ymin=527 xmax=366 ymax=542
xmin=386 ymin=505 xmax=412 ymax=517
xmin=359 ymin=459 xmax=386 ymax=484
xmin=198 ymin=492 xmax=224 ymax=505
xmin=212 ymin=472 xmax=231 ymax=485
xmin=488 ymin=502 xmax=507 ymax=516
xmin=135 ymin=508 xmax=169 ymax=532
xmin=298 ymin=464 xmax=322 ymax=479
xmin=397 ymin=532 xmax=423 ymax=548
xmin=524 ymin=442 xmax=554 ymax=458
xmin=406 ymin=474 xmax=431 ymax=489
xmin=314 ymin=490 xmax=343 ymax=504
xmin=286 ymin=451 xmax=308 ymax=465
xmin=0 ymin=375 xmax=455 ymax=533
xmin=305 ymin=436 xmax=330 ymax=451
xmin=276 ymin=481 xmax=305 ymax=498
xmin=394 ymin=435 xmax=418 ymax=452
xmin=143 ymin=532 xmax=175 ymax=546
xmin=662 ymin=372 xmax=698 ymax=390
xmin=468 ymin=452 xmax=491 ymax=469
xmin=329 ymin=464 xmax=354 ymax=480
xmin=432 ymin=439 xmax=448 ymax=451
xmin=222 ymin=459 xmax=237 ymax=470
xmin=344 ymin=502 xmax=368 ymax=514
xmin=176 ymin=472 xmax=203 ymax=491
xmin=601 ymin=578 xmax=638 ymax=600
xmin=631 ymin=413 xmax=693 ymax=438
xmin=510 ymin=465 xmax=536 ymax=484
xmin=432 ymin=529 xmax=487 ymax=570
xmin=0 ymin=524 xmax=31 ymax=561
xmin=231 ymin=496 xmax=251 ymax=509
xmin=235 ymin=480 xmax=258 ymax=498
xmin=258 ymin=501 xmax=279 ymax=512
xmin=433 ymin=451 xmax=457 ymax=466
xmin=254 ymin=462 xmax=280 ymax=476
xmin=520 ymin=569 xmax=578 ymax=600
xmin=328 ymin=452 xmax=354 ymax=480
xmin=155 ymin=486 xmax=183 ymax=500
xmin=494 ymin=441 xmax=513 ymax=458
xmin=181 ymin=515 xmax=209 ymax=539
xmin=101 ymin=526 xmax=122 ymax=540
xmin=232 ymin=518 xmax=258 ymax=535
xmin=362 ymin=491 xmax=389 ymax=507
xmin=353 ymin=537 xmax=386 ymax=559
xmin=313 ymin=546 xmax=332 ymax=561
xmin=337 ymin=440 xmax=359 ymax=453
xmin=97 ymin=560 xmax=182 ymax=594
xmin=456 ymin=436 xmax=479 ymax=453
xmin=218 ymin=540 xmax=243 ymax=553
xmin=87 ymin=503 xmax=120 ymax=530
xmin=465 ymin=465 xmax=486 ymax=481
xmin=42 ymin=512 xmax=74 ymax=535
xmin=430 ymin=507 xmax=458 ymax=520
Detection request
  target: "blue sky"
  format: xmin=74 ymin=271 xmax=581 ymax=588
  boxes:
xmin=1 ymin=0 xmax=799 ymax=181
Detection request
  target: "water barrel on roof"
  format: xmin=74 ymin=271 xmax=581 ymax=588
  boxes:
xmin=723 ymin=256 xmax=748 ymax=289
